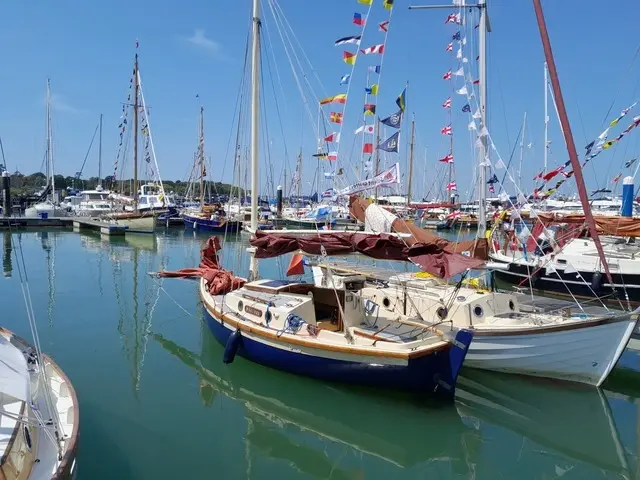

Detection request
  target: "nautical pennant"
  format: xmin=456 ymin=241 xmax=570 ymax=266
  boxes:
xmin=379 ymin=21 xmax=390 ymax=32
xmin=365 ymin=84 xmax=379 ymax=95
xmin=442 ymin=70 xmax=452 ymax=80
xmin=324 ymin=132 xmax=340 ymax=143
xmin=396 ymin=88 xmax=406 ymax=112
xmin=445 ymin=42 xmax=453 ymax=52
xmin=361 ymin=44 xmax=385 ymax=55
xmin=383 ymin=0 xmax=394 ymax=10
xmin=343 ymin=51 xmax=357 ymax=65
xmin=439 ymin=153 xmax=454 ymax=163
xmin=378 ymin=131 xmax=400 ymax=152
xmin=353 ymin=12 xmax=366 ymax=26
xmin=355 ymin=124 xmax=375 ymax=134
xmin=320 ymin=94 xmax=347 ymax=105
xmin=381 ymin=110 xmax=402 ymax=128
xmin=335 ymin=35 xmax=362 ymax=46
xmin=369 ymin=65 xmax=381 ymax=74
xmin=329 ymin=112 xmax=344 ymax=124
xmin=340 ymin=74 xmax=351 ymax=85
xmin=364 ymin=104 xmax=376 ymax=115
xmin=442 ymin=98 xmax=451 ymax=108
xmin=441 ymin=125 xmax=452 ymax=135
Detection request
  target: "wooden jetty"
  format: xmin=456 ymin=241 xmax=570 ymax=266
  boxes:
xmin=0 ymin=216 xmax=128 ymax=236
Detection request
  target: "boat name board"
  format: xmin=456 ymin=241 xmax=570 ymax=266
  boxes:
xmin=244 ymin=305 xmax=263 ymax=318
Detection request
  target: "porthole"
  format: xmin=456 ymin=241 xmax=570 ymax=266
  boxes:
xmin=23 ymin=426 xmax=32 ymax=450
xmin=508 ymin=300 xmax=515 ymax=311
xmin=436 ymin=307 xmax=448 ymax=320
xmin=265 ymin=310 xmax=272 ymax=323
xmin=238 ymin=300 xmax=244 ymax=312
xmin=382 ymin=297 xmax=391 ymax=308
xmin=473 ymin=305 xmax=484 ymax=317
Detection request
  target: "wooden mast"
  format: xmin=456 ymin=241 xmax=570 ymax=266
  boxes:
xmin=133 ymin=49 xmax=140 ymax=211
xmin=407 ymin=116 xmax=415 ymax=205
xmin=531 ymin=0 xmax=615 ymax=288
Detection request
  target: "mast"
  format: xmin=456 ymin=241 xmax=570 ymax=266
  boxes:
xmin=46 ymin=79 xmax=55 ymax=199
xmin=531 ymin=0 xmax=615 ymax=288
xmin=544 ymin=61 xmax=549 ymax=175
xmin=199 ymin=106 xmax=205 ymax=207
xmin=407 ymin=116 xmax=415 ymax=205
xmin=476 ymin=0 xmax=488 ymax=239
xmin=98 ymin=113 xmax=103 ymax=187
xmin=519 ymin=112 xmax=526 ymax=189
xmin=249 ymin=0 xmax=260 ymax=279
xmin=374 ymin=117 xmax=381 ymax=201
xmin=133 ymin=50 xmax=140 ymax=210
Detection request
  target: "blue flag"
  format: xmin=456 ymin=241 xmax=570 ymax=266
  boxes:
xmin=462 ymin=104 xmax=471 ymax=112
xmin=368 ymin=65 xmax=381 ymax=74
xmin=380 ymin=110 xmax=402 ymax=129
xmin=396 ymin=88 xmax=406 ymax=112
xmin=340 ymin=74 xmax=351 ymax=85
xmin=378 ymin=131 xmax=400 ymax=153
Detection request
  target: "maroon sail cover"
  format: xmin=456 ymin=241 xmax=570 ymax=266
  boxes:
xmin=158 ymin=236 xmax=246 ymax=295
xmin=251 ymin=230 xmax=483 ymax=278
xmin=348 ymin=196 xmax=488 ymax=260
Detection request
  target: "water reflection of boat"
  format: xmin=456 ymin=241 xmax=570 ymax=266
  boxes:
xmin=152 ymin=325 xmax=471 ymax=472
xmin=456 ymin=370 xmax=631 ymax=477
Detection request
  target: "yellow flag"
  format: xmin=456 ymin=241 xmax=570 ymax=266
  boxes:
xmin=383 ymin=0 xmax=394 ymax=9
xmin=358 ymin=0 xmax=373 ymax=4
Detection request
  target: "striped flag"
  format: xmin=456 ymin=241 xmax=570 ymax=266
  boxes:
xmin=361 ymin=44 xmax=384 ymax=55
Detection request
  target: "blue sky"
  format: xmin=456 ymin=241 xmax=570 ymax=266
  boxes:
xmin=1 ymin=0 xmax=639 ymax=199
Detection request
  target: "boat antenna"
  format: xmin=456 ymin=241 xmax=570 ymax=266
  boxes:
xmin=531 ymin=0 xmax=616 ymax=294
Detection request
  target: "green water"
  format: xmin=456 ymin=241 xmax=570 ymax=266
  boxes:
xmin=2 ymin=229 xmax=640 ymax=479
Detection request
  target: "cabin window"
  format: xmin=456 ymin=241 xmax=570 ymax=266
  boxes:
xmin=382 ymin=297 xmax=391 ymax=308
xmin=557 ymin=259 xmax=567 ymax=265
xmin=436 ymin=307 xmax=448 ymax=320
xmin=238 ymin=300 xmax=244 ymax=312
xmin=509 ymin=300 xmax=515 ymax=311
xmin=473 ymin=305 xmax=484 ymax=317
xmin=139 ymin=197 xmax=148 ymax=205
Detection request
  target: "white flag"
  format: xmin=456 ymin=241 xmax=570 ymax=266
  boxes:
xmin=472 ymin=109 xmax=482 ymax=119
xmin=479 ymin=126 xmax=489 ymax=137
xmin=456 ymin=86 xmax=468 ymax=95
xmin=453 ymin=68 xmax=464 ymax=77
xmin=495 ymin=159 xmax=506 ymax=169
xmin=355 ymin=125 xmax=375 ymax=135
xmin=468 ymin=121 xmax=476 ymax=131
xmin=456 ymin=48 xmax=463 ymax=60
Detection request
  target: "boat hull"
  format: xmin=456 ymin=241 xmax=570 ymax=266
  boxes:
xmin=183 ymin=214 xmax=241 ymax=233
xmin=272 ymin=218 xmax=335 ymax=230
xmin=201 ymin=294 xmax=472 ymax=400
xmin=493 ymin=260 xmax=640 ymax=303
xmin=465 ymin=317 xmax=636 ymax=386
xmin=108 ymin=214 xmax=156 ymax=233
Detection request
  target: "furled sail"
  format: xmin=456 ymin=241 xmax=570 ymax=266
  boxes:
xmin=250 ymin=230 xmax=483 ymax=278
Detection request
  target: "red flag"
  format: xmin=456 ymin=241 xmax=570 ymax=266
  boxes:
xmin=330 ymin=112 xmax=343 ymax=124
xmin=441 ymin=125 xmax=452 ymax=135
xmin=442 ymin=98 xmax=451 ymax=108
xmin=363 ymin=143 xmax=373 ymax=154
xmin=439 ymin=153 xmax=454 ymax=163
xmin=286 ymin=254 xmax=305 ymax=276
xmin=379 ymin=20 xmax=389 ymax=32
xmin=542 ymin=166 xmax=564 ymax=181
xmin=445 ymin=42 xmax=453 ymax=52
xmin=443 ymin=70 xmax=452 ymax=80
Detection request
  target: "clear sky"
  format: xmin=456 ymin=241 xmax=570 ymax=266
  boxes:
xmin=1 ymin=0 xmax=639 ymax=200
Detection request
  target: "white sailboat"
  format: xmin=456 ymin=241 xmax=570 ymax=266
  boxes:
xmin=25 ymin=79 xmax=67 ymax=219
xmin=159 ymin=0 xmax=475 ymax=401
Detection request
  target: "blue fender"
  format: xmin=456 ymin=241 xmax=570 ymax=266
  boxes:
xmin=223 ymin=329 xmax=243 ymax=364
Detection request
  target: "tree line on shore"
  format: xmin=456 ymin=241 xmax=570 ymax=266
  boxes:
xmin=2 ymin=171 xmax=241 ymax=198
